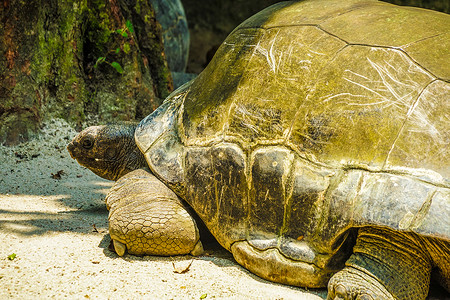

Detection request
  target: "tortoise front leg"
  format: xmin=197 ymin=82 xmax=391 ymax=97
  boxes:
xmin=105 ymin=169 xmax=203 ymax=256
xmin=327 ymin=227 xmax=432 ymax=300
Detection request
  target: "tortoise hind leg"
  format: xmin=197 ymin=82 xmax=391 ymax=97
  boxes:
xmin=327 ymin=227 xmax=432 ymax=300
xmin=422 ymin=236 xmax=450 ymax=294
xmin=106 ymin=169 xmax=203 ymax=257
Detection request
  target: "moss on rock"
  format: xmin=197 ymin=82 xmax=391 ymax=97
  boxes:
xmin=0 ymin=0 xmax=171 ymax=145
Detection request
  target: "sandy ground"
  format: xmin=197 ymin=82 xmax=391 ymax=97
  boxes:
xmin=0 ymin=120 xmax=447 ymax=299
xmin=0 ymin=120 xmax=325 ymax=299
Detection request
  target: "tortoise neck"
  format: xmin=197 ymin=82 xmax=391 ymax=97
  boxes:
xmin=109 ymin=123 xmax=148 ymax=181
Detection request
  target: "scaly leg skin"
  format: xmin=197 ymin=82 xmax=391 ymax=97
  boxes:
xmin=105 ymin=169 xmax=203 ymax=257
xmin=327 ymin=227 xmax=432 ymax=300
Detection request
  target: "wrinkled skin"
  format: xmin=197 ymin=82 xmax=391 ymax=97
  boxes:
xmin=105 ymin=169 xmax=204 ymax=257
xmin=67 ymin=123 xmax=147 ymax=181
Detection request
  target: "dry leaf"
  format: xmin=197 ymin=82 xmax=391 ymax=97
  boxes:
xmin=51 ymin=170 xmax=65 ymax=180
xmin=172 ymin=260 xmax=193 ymax=274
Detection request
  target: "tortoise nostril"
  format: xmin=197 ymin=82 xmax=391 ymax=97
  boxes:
xmin=67 ymin=142 xmax=78 ymax=158
xmin=67 ymin=142 xmax=75 ymax=152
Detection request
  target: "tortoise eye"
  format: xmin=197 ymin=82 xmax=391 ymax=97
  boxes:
xmin=82 ymin=137 xmax=94 ymax=149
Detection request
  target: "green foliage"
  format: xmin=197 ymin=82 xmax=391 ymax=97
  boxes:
xmin=110 ymin=62 xmax=124 ymax=74
xmin=94 ymin=57 xmax=123 ymax=74
xmin=200 ymin=294 xmax=207 ymax=299
xmin=126 ymin=20 xmax=135 ymax=34
xmin=94 ymin=56 xmax=106 ymax=67
xmin=7 ymin=253 xmax=16 ymax=260
xmin=116 ymin=28 xmax=129 ymax=38
xmin=93 ymin=20 xmax=135 ymax=74
xmin=123 ymin=43 xmax=131 ymax=54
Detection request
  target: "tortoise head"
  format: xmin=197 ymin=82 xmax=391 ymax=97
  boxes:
xmin=67 ymin=123 xmax=147 ymax=181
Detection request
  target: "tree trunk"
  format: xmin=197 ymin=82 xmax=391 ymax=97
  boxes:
xmin=0 ymin=0 xmax=172 ymax=145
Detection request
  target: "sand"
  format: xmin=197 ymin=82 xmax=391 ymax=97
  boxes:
xmin=0 ymin=119 xmax=325 ymax=299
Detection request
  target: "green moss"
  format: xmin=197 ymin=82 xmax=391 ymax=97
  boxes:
xmin=1 ymin=0 xmax=170 ymax=144
xmin=86 ymin=0 xmax=113 ymax=57
xmin=133 ymin=0 xmax=172 ymax=99
xmin=26 ymin=0 xmax=88 ymax=125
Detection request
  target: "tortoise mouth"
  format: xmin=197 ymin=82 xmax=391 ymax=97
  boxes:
xmin=231 ymin=240 xmax=332 ymax=288
xmin=67 ymin=142 xmax=77 ymax=159
xmin=74 ymin=156 xmax=114 ymax=170
xmin=67 ymin=144 xmax=106 ymax=169
xmin=67 ymin=142 xmax=113 ymax=164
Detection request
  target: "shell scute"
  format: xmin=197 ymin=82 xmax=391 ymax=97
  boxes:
xmin=248 ymin=147 xmax=294 ymax=238
xmin=184 ymin=144 xmax=248 ymax=249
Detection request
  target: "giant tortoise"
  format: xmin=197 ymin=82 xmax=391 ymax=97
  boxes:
xmin=68 ymin=0 xmax=450 ymax=299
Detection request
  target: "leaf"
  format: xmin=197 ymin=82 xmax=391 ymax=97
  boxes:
xmin=15 ymin=152 xmax=26 ymax=159
xmin=116 ymin=29 xmax=128 ymax=38
xmin=94 ymin=56 xmax=106 ymax=68
xmin=172 ymin=259 xmax=193 ymax=274
xmin=7 ymin=253 xmax=16 ymax=260
xmin=51 ymin=170 xmax=65 ymax=180
xmin=115 ymin=48 xmax=121 ymax=54
xmin=126 ymin=20 xmax=134 ymax=33
xmin=110 ymin=61 xmax=123 ymax=74
xmin=123 ymin=43 xmax=130 ymax=54
xmin=200 ymin=294 xmax=207 ymax=299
